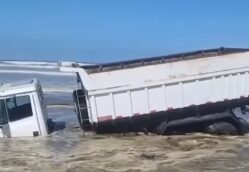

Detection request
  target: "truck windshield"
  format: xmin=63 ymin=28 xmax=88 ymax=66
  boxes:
xmin=6 ymin=95 xmax=33 ymax=122
xmin=0 ymin=100 xmax=8 ymax=125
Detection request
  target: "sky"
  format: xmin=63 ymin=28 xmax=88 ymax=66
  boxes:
xmin=0 ymin=0 xmax=249 ymax=63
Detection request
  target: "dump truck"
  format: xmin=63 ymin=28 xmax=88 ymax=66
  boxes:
xmin=60 ymin=47 xmax=249 ymax=135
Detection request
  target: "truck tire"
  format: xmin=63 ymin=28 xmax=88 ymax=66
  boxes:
xmin=205 ymin=122 xmax=238 ymax=135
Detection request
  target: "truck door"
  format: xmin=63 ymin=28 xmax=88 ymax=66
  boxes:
xmin=6 ymin=95 xmax=40 ymax=137
xmin=0 ymin=99 xmax=11 ymax=138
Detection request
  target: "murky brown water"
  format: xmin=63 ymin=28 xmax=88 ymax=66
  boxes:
xmin=1 ymin=127 xmax=249 ymax=172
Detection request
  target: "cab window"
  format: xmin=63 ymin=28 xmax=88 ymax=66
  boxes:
xmin=0 ymin=100 xmax=8 ymax=125
xmin=6 ymin=95 xmax=33 ymax=122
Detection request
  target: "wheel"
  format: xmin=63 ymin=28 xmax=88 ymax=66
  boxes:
xmin=205 ymin=122 xmax=238 ymax=135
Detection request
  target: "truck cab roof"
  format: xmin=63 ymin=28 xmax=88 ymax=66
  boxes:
xmin=0 ymin=79 xmax=40 ymax=97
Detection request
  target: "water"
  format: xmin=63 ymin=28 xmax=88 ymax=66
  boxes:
xmin=1 ymin=72 xmax=249 ymax=171
xmin=1 ymin=129 xmax=249 ymax=172
xmin=0 ymin=72 xmax=78 ymax=93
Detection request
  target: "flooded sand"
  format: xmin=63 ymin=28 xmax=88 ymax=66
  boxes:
xmin=1 ymin=127 xmax=249 ymax=172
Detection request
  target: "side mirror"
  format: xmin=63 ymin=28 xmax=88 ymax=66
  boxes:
xmin=0 ymin=125 xmax=3 ymax=129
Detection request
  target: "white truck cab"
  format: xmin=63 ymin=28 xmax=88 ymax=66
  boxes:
xmin=0 ymin=79 xmax=53 ymax=137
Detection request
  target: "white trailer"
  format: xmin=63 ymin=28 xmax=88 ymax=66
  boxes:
xmin=0 ymin=79 xmax=53 ymax=137
xmin=61 ymin=47 xmax=249 ymax=134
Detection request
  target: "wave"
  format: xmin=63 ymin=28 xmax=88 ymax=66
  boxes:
xmin=0 ymin=69 xmax=75 ymax=76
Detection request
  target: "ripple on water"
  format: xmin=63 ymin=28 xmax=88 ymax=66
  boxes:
xmin=0 ymin=129 xmax=249 ymax=172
